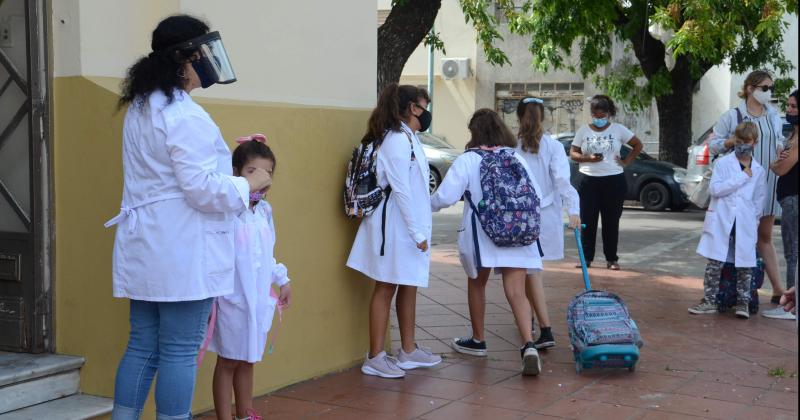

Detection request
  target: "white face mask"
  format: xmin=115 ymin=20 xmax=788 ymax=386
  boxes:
xmin=752 ymin=88 xmax=772 ymax=105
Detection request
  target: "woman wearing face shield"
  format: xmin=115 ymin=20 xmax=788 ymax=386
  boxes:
xmin=709 ymin=70 xmax=786 ymax=306
xmin=106 ymin=15 xmax=270 ymax=419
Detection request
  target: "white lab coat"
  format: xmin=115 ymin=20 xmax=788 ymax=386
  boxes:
xmin=106 ymin=89 xmax=249 ymax=301
xmin=346 ymin=123 xmax=432 ymax=287
xmin=696 ymin=153 xmax=766 ymax=267
xmin=431 ymin=148 xmax=544 ymax=278
xmin=209 ymin=200 xmax=289 ymax=363
xmin=516 ymin=134 xmax=580 ymax=261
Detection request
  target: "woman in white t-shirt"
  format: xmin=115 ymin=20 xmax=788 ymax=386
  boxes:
xmin=570 ymin=95 xmax=643 ymax=270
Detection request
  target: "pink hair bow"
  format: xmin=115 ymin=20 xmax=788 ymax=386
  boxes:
xmin=235 ymin=133 xmax=267 ymax=144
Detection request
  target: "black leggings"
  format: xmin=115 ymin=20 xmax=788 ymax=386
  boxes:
xmin=578 ymin=173 xmax=627 ymax=263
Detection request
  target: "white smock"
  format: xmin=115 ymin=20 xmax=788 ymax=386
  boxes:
xmin=696 ymin=153 xmax=766 ymax=267
xmin=209 ymin=200 xmax=290 ymax=363
xmin=431 ymin=148 xmax=544 ymax=278
xmin=105 ymin=89 xmax=249 ymax=301
xmin=346 ymin=123 xmax=433 ymax=287
xmin=516 ymin=134 xmax=580 ymax=261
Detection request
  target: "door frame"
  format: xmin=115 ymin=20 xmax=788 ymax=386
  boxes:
xmin=29 ymin=0 xmax=52 ymax=353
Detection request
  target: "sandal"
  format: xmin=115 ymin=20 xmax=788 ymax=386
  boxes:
xmin=607 ymin=261 xmax=620 ymax=271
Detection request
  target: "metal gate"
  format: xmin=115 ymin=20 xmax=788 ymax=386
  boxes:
xmin=0 ymin=0 xmax=50 ymax=353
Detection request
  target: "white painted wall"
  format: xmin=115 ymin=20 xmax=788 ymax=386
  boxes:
xmin=52 ymin=0 xmax=377 ymax=108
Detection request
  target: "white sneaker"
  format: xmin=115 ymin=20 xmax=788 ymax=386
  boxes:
xmin=361 ymin=351 xmax=405 ymax=378
xmin=761 ymin=306 xmax=797 ymax=320
xmin=396 ymin=345 xmax=442 ymax=370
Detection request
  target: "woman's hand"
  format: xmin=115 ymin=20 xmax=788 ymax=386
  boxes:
xmin=278 ymin=284 xmax=292 ymax=308
xmin=417 ymin=240 xmax=429 ymax=252
xmin=568 ymin=215 xmax=581 ymax=230
xmin=245 ymin=168 xmax=272 ymax=192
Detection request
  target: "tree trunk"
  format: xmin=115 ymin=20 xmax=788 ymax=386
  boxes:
xmin=377 ymin=0 xmax=441 ymax=95
xmin=655 ymin=65 xmax=696 ymax=165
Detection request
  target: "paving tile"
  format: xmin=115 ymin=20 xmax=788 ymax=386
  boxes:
xmin=496 ymin=371 xmax=598 ymax=395
xmin=629 ymin=409 xmax=712 ymax=419
xmin=672 ymin=377 xmax=763 ymax=405
xmin=460 ymin=385 xmax=562 ymax=412
xmin=361 ymin=373 xmax=486 ymax=400
xmin=247 ymin=395 xmax=338 ymax=419
xmin=537 ymin=398 xmax=640 ymax=419
xmin=753 ymin=388 xmax=800 ymax=411
xmin=599 ymin=371 xmax=690 ymax=393
xmin=653 ymin=394 xmax=750 ymax=419
xmin=416 ymin=314 xmax=470 ymax=327
xmin=571 ymin=383 xmax=671 ymax=409
xmin=338 ymin=388 xmax=449 ymax=417
xmin=731 ymin=404 xmax=798 ymax=420
xmin=409 ymin=362 xmax=521 ymax=385
xmin=420 ymin=401 xmax=529 ymax=420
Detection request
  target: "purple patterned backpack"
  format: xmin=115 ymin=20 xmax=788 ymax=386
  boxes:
xmin=464 ymin=148 xmax=541 ymax=247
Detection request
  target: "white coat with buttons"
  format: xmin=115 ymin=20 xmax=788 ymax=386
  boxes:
xmin=346 ymin=123 xmax=432 ymax=287
xmin=696 ymin=153 xmax=766 ymax=267
xmin=105 ymin=89 xmax=249 ymax=302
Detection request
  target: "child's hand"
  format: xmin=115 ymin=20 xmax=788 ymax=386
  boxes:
xmin=417 ymin=240 xmax=429 ymax=252
xmin=278 ymin=284 xmax=291 ymax=308
xmin=568 ymin=215 xmax=581 ymax=229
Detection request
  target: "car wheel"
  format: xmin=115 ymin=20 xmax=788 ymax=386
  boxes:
xmin=639 ymin=182 xmax=669 ymax=211
xmin=429 ymin=168 xmax=441 ymax=194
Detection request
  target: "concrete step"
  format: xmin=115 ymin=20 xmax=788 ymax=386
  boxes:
xmin=0 ymin=394 xmax=113 ymax=420
xmin=0 ymin=353 xmax=85 ymax=414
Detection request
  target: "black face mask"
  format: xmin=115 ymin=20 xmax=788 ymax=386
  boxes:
xmin=191 ymin=59 xmax=215 ymax=89
xmin=788 ymin=114 xmax=799 ymax=126
xmin=415 ymin=108 xmax=432 ymax=132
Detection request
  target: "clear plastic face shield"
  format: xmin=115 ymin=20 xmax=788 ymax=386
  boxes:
xmin=167 ymin=31 xmax=236 ymax=88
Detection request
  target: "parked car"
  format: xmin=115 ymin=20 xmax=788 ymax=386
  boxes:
xmin=418 ymin=132 xmax=462 ymax=193
xmin=681 ymin=121 xmax=793 ymax=209
xmin=555 ymin=133 xmax=689 ymax=212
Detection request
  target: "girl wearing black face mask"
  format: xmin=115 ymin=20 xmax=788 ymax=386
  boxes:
xmin=763 ymin=90 xmax=799 ymax=320
xmin=347 ymin=84 xmax=442 ymax=378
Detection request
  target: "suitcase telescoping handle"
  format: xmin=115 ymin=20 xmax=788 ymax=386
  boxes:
xmin=568 ymin=224 xmax=591 ymax=290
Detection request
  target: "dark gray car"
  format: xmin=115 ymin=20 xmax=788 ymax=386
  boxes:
xmin=418 ymin=132 xmax=462 ymax=193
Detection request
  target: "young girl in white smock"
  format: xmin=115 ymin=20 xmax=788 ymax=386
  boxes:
xmin=431 ymin=109 xmax=544 ymax=376
xmin=515 ymin=97 xmax=581 ymax=350
xmin=210 ymin=135 xmax=292 ymax=420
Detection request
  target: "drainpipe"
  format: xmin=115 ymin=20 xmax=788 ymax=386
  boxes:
xmin=427 ymin=26 xmax=434 ymax=133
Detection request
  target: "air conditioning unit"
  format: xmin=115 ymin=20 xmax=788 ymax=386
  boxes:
xmin=441 ymin=57 xmax=471 ymax=80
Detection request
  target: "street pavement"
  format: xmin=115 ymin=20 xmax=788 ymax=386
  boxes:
xmin=198 ymin=204 xmax=797 ymax=419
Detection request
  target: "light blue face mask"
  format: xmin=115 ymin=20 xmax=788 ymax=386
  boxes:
xmin=592 ymin=118 xmax=608 ymax=128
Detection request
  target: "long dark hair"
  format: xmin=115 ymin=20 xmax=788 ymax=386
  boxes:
xmin=466 ymin=109 xmax=517 ymax=149
xmin=361 ymin=84 xmax=429 ymax=145
xmin=118 ymin=15 xmax=210 ymax=109
xmin=517 ymin=98 xmax=545 ymax=154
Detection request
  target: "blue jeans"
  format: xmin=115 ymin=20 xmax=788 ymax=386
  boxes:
xmin=112 ymin=298 xmax=213 ymax=420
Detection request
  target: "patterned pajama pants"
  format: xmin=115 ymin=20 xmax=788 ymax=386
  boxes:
xmin=703 ymin=260 xmax=752 ymax=305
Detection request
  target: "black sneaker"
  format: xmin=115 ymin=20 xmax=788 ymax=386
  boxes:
xmin=520 ymin=342 xmax=542 ymax=376
xmin=451 ymin=337 xmax=487 ymax=356
xmin=533 ymin=328 xmax=555 ymax=350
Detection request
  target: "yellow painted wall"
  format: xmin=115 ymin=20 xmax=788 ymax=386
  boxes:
xmin=53 ymin=76 xmax=373 ymax=417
